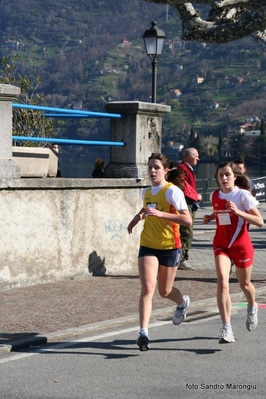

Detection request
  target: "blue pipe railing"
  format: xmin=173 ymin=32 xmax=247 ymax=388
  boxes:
xmin=12 ymin=103 xmax=125 ymax=146
xmin=12 ymin=136 xmax=125 ymax=146
xmin=12 ymin=103 xmax=124 ymax=119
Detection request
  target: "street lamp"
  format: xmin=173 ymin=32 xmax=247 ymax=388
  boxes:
xmin=142 ymin=21 xmax=165 ymax=103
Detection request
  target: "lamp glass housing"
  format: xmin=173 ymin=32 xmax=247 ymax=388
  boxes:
xmin=144 ymin=36 xmax=165 ymax=57
xmin=142 ymin=21 xmax=165 ymax=58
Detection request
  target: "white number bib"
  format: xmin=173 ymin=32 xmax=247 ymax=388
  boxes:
xmin=218 ymin=213 xmax=231 ymax=225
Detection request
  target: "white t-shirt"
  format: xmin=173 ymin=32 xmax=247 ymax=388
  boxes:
xmin=142 ymin=184 xmax=188 ymax=211
xmin=210 ymin=186 xmax=258 ymax=212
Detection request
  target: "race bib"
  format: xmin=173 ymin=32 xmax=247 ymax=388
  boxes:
xmin=218 ymin=213 xmax=231 ymax=225
xmin=146 ymin=203 xmax=156 ymax=216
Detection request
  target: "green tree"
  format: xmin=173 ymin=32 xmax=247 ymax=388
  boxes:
xmin=189 ymin=126 xmax=196 ymax=142
xmin=186 ymin=126 xmax=198 ymax=148
xmin=229 ymin=133 xmax=249 ymax=159
xmin=0 ymin=55 xmax=61 ymax=147
xmin=217 ymin=124 xmax=223 ymax=159
xmin=194 ymin=133 xmax=203 ymax=157
xmin=255 ymin=135 xmax=266 ymax=161
xmin=260 ymin=118 xmax=266 ymax=136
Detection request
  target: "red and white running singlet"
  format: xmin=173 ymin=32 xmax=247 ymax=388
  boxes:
xmin=211 ymin=190 xmax=250 ymax=249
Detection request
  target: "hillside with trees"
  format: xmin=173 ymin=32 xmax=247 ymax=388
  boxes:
xmin=1 ymin=0 xmax=266 ymax=163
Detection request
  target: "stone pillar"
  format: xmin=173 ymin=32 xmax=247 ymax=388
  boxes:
xmin=104 ymin=101 xmax=171 ymax=178
xmin=0 ymin=84 xmax=21 ymax=178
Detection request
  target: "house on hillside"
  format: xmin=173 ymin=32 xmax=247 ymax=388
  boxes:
xmin=245 ymin=116 xmax=259 ymax=123
xmin=227 ymin=128 xmax=260 ymax=156
xmin=72 ymin=100 xmax=83 ymax=110
xmin=4 ymin=39 xmax=20 ymax=49
xmin=166 ymin=141 xmax=184 ymax=153
xmin=236 ymin=77 xmax=244 ymax=84
xmin=239 ymin=123 xmax=256 ymax=133
xmin=65 ymin=39 xmax=82 ymax=46
xmin=244 ymin=130 xmax=260 ymax=147
xmin=173 ymin=40 xmax=182 ymax=49
xmin=167 ymin=39 xmax=183 ymax=51
xmin=208 ymin=101 xmax=219 ymax=109
xmin=119 ymin=38 xmax=131 ymax=48
xmin=196 ymin=76 xmax=204 ymax=84
xmin=170 ymin=89 xmax=182 ymax=99
xmin=244 ymin=130 xmax=260 ymax=137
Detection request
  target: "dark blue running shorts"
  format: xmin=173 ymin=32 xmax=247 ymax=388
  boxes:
xmin=138 ymin=246 xmax=183 ymax=267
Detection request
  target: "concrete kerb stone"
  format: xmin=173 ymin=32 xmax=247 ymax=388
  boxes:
xmin=2 ymin=286 xmax=266 ymax=355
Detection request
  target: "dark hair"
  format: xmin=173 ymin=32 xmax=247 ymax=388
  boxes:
xmin=148 ymin=153 xmax=170 ymax=169
xmin=233 ymin=157 xmax=246 ymax=168
xmin=94 ymin=158 xmax=105 ymax=170
xmin=169 ymin=160 xmax=179 ymax=169
xmin=167 ymin=167 xmax=185 ymax=191
xmin=215 ymin=161 xmax=251 ymax=191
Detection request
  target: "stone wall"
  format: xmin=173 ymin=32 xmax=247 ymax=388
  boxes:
xmin=12 ymin=146 xmax=59 ymax=177
xmin=0 ymin=178 xmax=149 ymax=289
xmin=0 ymin=85 xmax=171 ymax=289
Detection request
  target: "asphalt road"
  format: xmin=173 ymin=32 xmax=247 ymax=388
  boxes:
xmin=0 ymin=299 xmax=265 ymax=399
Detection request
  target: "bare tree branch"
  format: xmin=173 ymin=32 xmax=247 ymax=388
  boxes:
xmin=141 ymin=0 xmax=266 ymax=43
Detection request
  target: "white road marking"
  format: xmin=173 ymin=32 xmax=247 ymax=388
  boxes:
xmin=0 ymin=309 xmax=225 ymax=364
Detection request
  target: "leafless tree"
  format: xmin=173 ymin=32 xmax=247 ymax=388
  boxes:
xmin=142 ymin=1 xmax=266 ymax=47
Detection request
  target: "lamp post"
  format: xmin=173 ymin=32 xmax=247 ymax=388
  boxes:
xmin=142 ymin=21 xmax=165 ymax=103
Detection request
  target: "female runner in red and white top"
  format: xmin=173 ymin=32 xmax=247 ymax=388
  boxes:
xmin=203 ymin=161 xmax=264 ymax=344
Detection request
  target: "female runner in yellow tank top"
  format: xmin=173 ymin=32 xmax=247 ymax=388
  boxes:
xmin=127 ymin=153 xmax=192 ymax=351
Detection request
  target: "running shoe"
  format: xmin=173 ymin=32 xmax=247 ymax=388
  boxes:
xmin=172 ymin=295 xmax=190 ymax=325
xmin=246 ymin=303 xmax=258 ymax=331
xmin=178 ymin=261 xmax=195 ymax=270
xmin=137 ymin=331 xmax=150 ymax=351
xmin=219 ymin=328 xmax=235 ymax=344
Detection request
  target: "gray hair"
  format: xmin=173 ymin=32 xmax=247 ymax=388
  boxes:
xmin=183 ymin=147 xmax=197 ymax=158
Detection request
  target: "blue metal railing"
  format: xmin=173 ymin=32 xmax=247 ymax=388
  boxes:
xmin=12 ymin=103 xmax=124 ymax=119
xmin=12 ymin=103 xmax=125 ymax=146
xmin=12 ymin=136 xmax=125 ymax=146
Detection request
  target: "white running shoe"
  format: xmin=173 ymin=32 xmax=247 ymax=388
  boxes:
xmin=172 ymin=295 xmax=190 ymax=325
xmin=178 ymin=261 xmax=195 ymax=270
xmin=219 ymin=328 xmax=235 ymax=344
xmin=246 ymin=303 xmax=258 ymax=331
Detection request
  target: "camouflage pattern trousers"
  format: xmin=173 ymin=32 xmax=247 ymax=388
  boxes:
xmin=179 ymin=205 xmax=196 ymax=262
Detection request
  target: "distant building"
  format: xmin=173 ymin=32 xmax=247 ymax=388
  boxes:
xmin=236 ymin=77 xmax=244 ymax=84
xmin=4 ymin=39 xmax=20 ymax=49
xmin=244 ymin=130 xmax=260 ymax=137
xmin=166 ymin=39 xmax=183 ymax=51
xmin=239 ymin=123 xmax=255 ymax=133
xmin=170 ymin=89 xmax=182 ymax=99
xmin=120 ymin=38 xmax=130 ymax=47
xmin=208 ymin=101 xmax=219 ymax=109
xmin=72 ymin=100 xmax=83 ymax=110
xmin=196 ymin=76 xmax=204 ymax=84
xmin=174 ymin=40 xmax=182 ymax=48
xmin=244 ymin=130 xmax=260 ymax=146
xmin=65 ymin=39 xmax=82 ymax=46
xmin=245 ymin=116 xmax=259 ymax=123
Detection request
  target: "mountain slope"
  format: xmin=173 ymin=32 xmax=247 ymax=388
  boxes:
xmin=1 ymin=0 xmax=266 ymax=148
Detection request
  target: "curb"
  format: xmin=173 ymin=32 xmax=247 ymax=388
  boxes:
xmin=2 ymin=285 xmax=266 ymax=355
